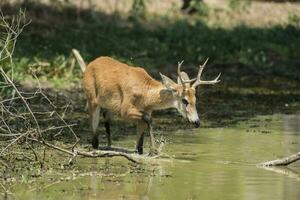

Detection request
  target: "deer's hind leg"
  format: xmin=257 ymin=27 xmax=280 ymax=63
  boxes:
xmin=88 ymin=100 xmax=101 ymax=149
xmin=102 ymin=109 xmax=112 ymax=147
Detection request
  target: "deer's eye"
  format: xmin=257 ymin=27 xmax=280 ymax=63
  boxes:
xmin=182 ymin=98 xmax=189 ymax=106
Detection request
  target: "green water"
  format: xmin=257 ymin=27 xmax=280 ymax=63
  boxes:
xmin=7 ymin=115 xmax=300 ymax=200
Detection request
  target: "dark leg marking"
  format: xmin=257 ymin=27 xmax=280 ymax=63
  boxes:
xmin=92 ymin=134 xmax=99 ymax=149
xmin=105 ymin=121 xmax=111 ymax=146
xmin=136 ymin=133 xmax=144 ymax=155
xmin=103 ymin=111 xmax=111 ymax=147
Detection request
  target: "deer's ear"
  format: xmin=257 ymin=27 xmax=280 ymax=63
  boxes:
xmin=159 ymin=73 xmax=177 ymax=91
xmin=177 ymin=72 xmax=191 ymax=86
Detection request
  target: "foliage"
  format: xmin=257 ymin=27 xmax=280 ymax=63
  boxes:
xmin=10 ymin=5 xmax=299 ymax=81
xmin=227 ymin=0 xmax=251 ymax=12
xmin=288 ymin=12 xmax=300 ymax=26
xmin=129 ymin=0 xmax=147 ymax=21
xmin=191 ymin=0 xmax=210 ymax=17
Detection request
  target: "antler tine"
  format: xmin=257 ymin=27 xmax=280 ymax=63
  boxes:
xmin=197 ymin=57 xmax=209 ymax=79
xmin=192 ymin=58 xmax=221 ymax=88
xmin=177 ymin=60 xmax=184 ymax=84
xmin=177 ymin=60 xmax=185 ymax=89
xmin=215 ymin=73 xmax=221 ymax=82
xmin=197 ymin=73 xmax=221 ymax=85
xmin=192 ymin=58 xmax=209 ymax=88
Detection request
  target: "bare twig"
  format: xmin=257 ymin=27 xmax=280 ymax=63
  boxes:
xmin=31 ymin=72 xmax=80 ymax=143
xmin=0 ymin=68 xmax=42 ymax=136
xmin=0 ymin=131 xmax=30 ymax=155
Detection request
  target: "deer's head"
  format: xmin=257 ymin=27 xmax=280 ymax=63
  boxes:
xmin=160 ymin=59 xmax=221 ymax=128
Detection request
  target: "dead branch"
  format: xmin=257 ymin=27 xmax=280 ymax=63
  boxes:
xmin=98 ymin=146 xmax=136 ymax=154
xmin=29 ymin=138 xmax=141 ymax=164
xmin=32 ymin=72 xmax=80 ymax=143
xmin=0 ymin=131 xmax=31 ymax=155
xmin=258 ymin=152 xmax=300 ymax=167
xmin=0 ymin=68 xmax=42 ymax=136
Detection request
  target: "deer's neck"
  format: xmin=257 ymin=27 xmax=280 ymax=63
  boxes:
xmin=145 ymin=82 xmax=176 ymax=111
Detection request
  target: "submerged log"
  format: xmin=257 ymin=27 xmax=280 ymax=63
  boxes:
xmin=258 ymin=152 xmax=300 ymax=167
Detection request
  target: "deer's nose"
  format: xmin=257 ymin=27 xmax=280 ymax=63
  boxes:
xmin=194 ymin=120 xmax=200 ymax=128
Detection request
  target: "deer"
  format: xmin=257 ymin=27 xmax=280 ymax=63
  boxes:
xmin=72 ymin=49 xmax=220 ymax=155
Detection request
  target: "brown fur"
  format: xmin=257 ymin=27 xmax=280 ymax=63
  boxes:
xmin=83 ymin=57 xmax=178 ymax=153
xmin=83 ymin=57 xmax=174 ymax=117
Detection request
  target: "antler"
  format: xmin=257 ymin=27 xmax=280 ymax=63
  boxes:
xmin=192 ymin=58 xmax=221 ymax=88
xmin=177 ymin=60 xmax=196 ymax=89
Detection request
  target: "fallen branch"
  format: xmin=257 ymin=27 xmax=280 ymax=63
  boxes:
xmin=258 ymin=152 xmax=300 ymax=167
xmin=29 ymin=138 xmax=141 ymax=164
xmin=98 ymin=146 xmax=136 ymax=154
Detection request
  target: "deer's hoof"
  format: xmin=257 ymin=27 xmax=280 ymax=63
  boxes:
xmin=91 ymin=137 xmax=99 ymax=149
xmin=135 ymin=148 xmax=143 ymax=155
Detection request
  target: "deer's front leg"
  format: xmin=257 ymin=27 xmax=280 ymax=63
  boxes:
xmin=142 ymin=112 xmax=158 ymax=156
xmin=122 ymin=107 xmax=157 ymax=155
xmin=121 ymin=107 xmax=145 ymax=154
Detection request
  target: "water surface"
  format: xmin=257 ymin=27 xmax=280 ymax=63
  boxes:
xmin=10 ymin=114 xmax=300 ymax=200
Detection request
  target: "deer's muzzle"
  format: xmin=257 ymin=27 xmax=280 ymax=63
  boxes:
xmin=193 ymin=120 xmax=200 ymax=128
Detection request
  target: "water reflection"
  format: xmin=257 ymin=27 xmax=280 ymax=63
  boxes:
xmin=283 ymin=114 xmax=300 ymax=135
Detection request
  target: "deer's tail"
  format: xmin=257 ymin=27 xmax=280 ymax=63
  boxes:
xmin=72 ymin=48 xmax=86 ymax=72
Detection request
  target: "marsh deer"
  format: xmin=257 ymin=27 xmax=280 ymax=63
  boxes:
xmin=72 ymin=49 xmax=220 ymax=155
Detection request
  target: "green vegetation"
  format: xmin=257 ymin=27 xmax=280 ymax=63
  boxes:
xmin=1 ymin=1 xmax=300 ymax=122
xmin=227 ymin=0 xmax=251 ymax=12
